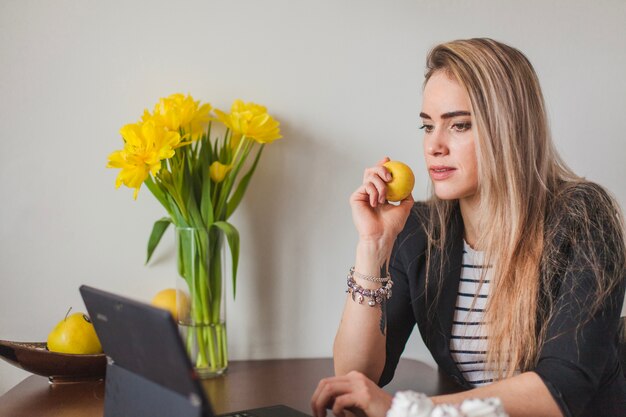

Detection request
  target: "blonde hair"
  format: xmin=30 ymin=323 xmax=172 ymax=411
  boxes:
xmin=422 ymin=38 xmax=625 ymax=378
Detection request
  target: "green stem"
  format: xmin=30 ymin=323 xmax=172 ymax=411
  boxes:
xmin=218 ymin=323 xmax=227 ymax=367
xmin=177 ymin=226 xmax=227 ymax=373
xmin=211 ymin=181 xmax=220 ymax=209
xmin=214 ymin=138 xmax=252 ymax=220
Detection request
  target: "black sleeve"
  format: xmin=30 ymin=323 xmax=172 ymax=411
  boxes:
xmin=534 ymin=189 xmax=626 ymax=417
xmin=378 ymin=206 xmax=426 ymax=387
xmin=534 ymin=248 xmax=625 ymax=416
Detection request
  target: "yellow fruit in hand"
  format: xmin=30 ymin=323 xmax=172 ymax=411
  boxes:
xmin=47 ymin=312 xmax=103 ymax=354
xmin=383 ymin=160 xmax=415 ymax=202
xmin=151 ymin=288 xmax=189 ymax=322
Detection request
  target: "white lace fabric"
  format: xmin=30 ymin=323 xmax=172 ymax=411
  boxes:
xmin=386 ymin=391 xmax=509 ymax=417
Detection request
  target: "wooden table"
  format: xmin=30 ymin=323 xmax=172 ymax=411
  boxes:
xmin=0 ymin=358 xmax=463 ymax=417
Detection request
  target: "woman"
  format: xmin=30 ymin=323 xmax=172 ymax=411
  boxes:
xmin=311 ymin=38 xmax=626 ymax=417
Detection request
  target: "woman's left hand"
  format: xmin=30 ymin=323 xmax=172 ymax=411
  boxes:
xmin=310 ymin=371 xmax=393 ymax=417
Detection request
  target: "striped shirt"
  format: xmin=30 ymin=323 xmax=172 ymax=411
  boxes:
xmin=449 ymin=240 xmax=494 ymax=387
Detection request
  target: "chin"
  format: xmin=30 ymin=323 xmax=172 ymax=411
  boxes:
xmin=432 ymin=183 xmax=476 ymax=201
xmin=434 ymin=192 xmax=460 ymax=200
xmin=432 ymin=186 xmax=459 ymax=200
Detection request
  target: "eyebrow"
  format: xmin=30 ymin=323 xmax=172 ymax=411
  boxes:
xmin=419 ymin=111 xmax=471 ymax=120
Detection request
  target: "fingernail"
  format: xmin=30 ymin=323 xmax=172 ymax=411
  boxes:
xmin=386 ymin=173 xmax=392 ymax=181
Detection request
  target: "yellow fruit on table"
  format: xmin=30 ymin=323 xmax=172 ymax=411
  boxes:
xmin=47 ymin=312 xmax=103 ymax=354
xmin=383 ymin=160 xmax=415 ymax=202
xmin=151 ymin=288 xmax=189 ymax=322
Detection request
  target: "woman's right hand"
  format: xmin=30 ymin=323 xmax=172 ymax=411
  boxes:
xmin=350 ymin=157 xmax=414 ymax=249
xmin=333 ymin=157 xmax=413 ymax=380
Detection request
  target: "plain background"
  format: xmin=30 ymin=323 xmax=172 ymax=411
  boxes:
xmin=1 ymin=0 xmax=625 ymax=396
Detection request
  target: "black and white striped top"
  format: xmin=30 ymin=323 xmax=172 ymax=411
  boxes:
xmin=449 ymin=240 xmax=494 ymax=387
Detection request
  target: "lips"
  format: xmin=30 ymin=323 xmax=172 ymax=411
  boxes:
xmin=429 ymin=165 xmax=456 ymax=180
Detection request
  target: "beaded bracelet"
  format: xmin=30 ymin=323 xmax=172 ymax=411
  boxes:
xmin=346 ymin=269 xmax=393 ymax=307
xmin=350 ymin=266 xmax=391 ymax=283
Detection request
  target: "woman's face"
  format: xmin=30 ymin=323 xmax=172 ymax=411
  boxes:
xmin=421 ymin=71 xmax=478 ymax=203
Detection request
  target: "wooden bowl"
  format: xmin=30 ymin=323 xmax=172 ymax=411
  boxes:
xmin=0 ymin=339 xmax=106 ymax=383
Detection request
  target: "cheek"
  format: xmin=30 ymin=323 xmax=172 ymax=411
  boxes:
xmin=465 ymin=150 xmax=478 ymax=176
xmin=455 ymin=141 xmax=478 ymax=182
xmin=465 ymin=150 xmax=479 ymax=187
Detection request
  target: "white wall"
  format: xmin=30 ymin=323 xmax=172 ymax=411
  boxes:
xmin=1 ymin=0 xmax=625 ymax=395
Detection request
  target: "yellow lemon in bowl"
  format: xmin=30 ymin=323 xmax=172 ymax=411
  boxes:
xmin=47 ymin=312 xmax=103 ymax=354
xmin=151 ymin=288 xmax=189 ymax=322
xmin=383 ymin=160 xmax=415 ymax=202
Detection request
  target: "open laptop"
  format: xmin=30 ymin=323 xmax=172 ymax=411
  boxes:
xmin=80 ymin=285 xmax=311 ymax=417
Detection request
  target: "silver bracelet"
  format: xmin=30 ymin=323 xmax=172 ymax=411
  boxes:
xmin=350 ymin=266 xmax=391 ymax=283
xmin=346 ymin=270 xmax=393 ymax=307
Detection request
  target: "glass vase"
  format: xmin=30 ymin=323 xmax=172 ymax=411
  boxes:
xmin=175 ymin=226 xmax=228 ymax=378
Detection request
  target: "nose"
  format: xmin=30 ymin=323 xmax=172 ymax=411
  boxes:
xmin=425 ymin=128 xmax=448 ymax=157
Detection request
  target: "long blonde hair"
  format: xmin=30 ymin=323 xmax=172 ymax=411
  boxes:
xmin=422 ymin=38 xmax=625 ymax=378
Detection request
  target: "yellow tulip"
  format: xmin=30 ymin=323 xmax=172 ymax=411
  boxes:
xmin=230 ymin=132 xmax=243 ymax=150
xmin=107 ymin=120 xmax=181 ymax=199
xmin=215 ymin=100 xmax=282 ymax=144
xmin=209 ymin=161 xmax=232 ymax=183
xmin=151 ymin=93 xmax=212 ymax=140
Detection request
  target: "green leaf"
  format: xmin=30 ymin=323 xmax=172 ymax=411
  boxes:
xmin=226 ymin=145 xmax=264 ymax=218
xmin=212 ymin=221 xmax=239 ymax=298
xmin=174 ymin=155 xmax=185 ymax=194
xmin=167 ymin=193 xmax=188 ymax=227
xmin=186 ymin=189 xmax=206 ymax=229
xmin=219 ymin=140 xmax=228 ymax=162
xmin=201 ymin=170 xmax=214 ymax=226
xmin=144 ymin=176 xmax=169 ymax=211
xmin=202 ymin=139 xmax=212 ymax=168
xmin=146 ymin=217 xmax=172 ymax=264
xmin=213 ymin=136 xmax=219 ymax=159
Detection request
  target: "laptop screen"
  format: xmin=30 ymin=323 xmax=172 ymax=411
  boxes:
xmin=80 ymin=285 xmax=204 ymax=399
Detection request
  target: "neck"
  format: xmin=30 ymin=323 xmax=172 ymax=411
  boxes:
xmin=459 ymin=195 xmax=481 ymax=249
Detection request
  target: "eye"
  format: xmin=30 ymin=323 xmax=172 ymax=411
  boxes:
xmin=419 ymin=124 xmax=434 ymax=133
xmin=451 ymin=122 xmax=472 ymax=132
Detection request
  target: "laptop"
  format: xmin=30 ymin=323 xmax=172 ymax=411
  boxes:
xmin=80 ymin=285 xmax=311 ymax=417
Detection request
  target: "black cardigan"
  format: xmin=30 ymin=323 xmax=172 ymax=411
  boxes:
xmin=380 ymin=201 xmax=626 ymax=417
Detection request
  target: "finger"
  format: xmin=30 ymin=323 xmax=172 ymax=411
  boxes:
xmin=331 ymin=393 xmax=358 ymax=417
xmin=364 ymin=183 xmax=379 ymax=207
xmin=311 ymin=378 xmax=334 ymax=417
xmin=363 ymin=166 xmax=392 ymax=183
xmin=311 ymin=378 xmax=352 ymax=417
xmin=375 ymin=156 xmax=391 ymax=166
xmin=382 ymin=193 xmax=413 ymax=221
xmin=365 ymin=174 xmax=388 ymax=204
xmin=315 ymin=383 xmax=355 ymax=417
xmin=363 ymin=167 xmax=392 ymax=205
xmin=311 ymin=384 xmax=328 ymax=417
xmin=350 ymin=185 xmax=370 ymax=205
xmin=399 ymin=192 xmax=415 ymax=206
